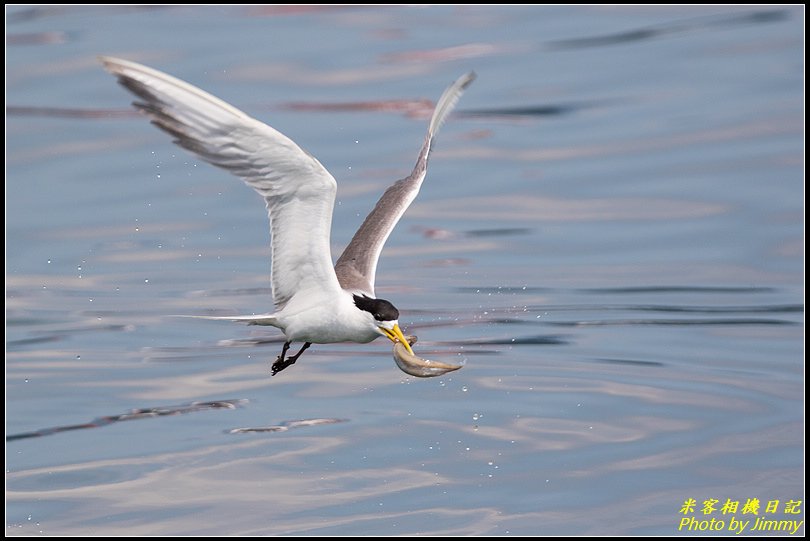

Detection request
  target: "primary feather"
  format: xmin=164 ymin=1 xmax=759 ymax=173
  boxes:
xmin=334 ymin=71 xmax=476 ymax=296
xmin=100 ymin=56 xmax=341 ymax=311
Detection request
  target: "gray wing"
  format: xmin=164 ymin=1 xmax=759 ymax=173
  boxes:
xmin=334 ymin=72 xmax=476 ymax=296
xmin=100 ymin=56 xmax=343 ymax=310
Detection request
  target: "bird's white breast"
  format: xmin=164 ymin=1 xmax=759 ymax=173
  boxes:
xmin=274 ymin=288 xmax=380 ymax=344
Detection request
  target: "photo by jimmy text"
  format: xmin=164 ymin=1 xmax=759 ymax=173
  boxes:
xmin=678 ymin=498 xmax=803 ymax=535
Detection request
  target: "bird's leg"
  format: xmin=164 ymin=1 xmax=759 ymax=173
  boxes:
xmin=271 ymin=342 xmax=311 ymax=376
xmin=271 ymin=341 xmax=292 ymax=376
xmin=288 ymin=342 xmax=311 ymax=363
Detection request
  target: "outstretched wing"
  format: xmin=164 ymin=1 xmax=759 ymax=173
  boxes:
xmin=334 ymin=72 xmax=475 ymax=297
xmin=100 ymin=57 xmax=342 ymax=310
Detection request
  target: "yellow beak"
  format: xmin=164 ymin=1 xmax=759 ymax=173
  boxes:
xmin=381 ymin=323 xmax=414 ymax=355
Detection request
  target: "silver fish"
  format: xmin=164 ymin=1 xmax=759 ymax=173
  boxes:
xmin=393 ymin=335 xmax=464 ymax=377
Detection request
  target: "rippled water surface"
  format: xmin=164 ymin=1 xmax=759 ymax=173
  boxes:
xmin=6 ymin=5 xmax=804 ymax=536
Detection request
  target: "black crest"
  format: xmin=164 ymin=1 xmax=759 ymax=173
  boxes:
xmin=353 ymin=295 xmax=399 ymax=322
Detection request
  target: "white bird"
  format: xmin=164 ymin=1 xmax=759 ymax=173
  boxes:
xmin=101 ymin=56 xmax=474 ymax=376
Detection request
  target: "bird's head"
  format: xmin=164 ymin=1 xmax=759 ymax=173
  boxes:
xmin=353 ymin=294 xmax=414 ymax=355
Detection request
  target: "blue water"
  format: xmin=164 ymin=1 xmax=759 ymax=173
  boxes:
xmin=6 ymin=5 xmax=804 ymax=536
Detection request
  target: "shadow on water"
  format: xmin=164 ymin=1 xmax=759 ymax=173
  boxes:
xmin=546 ymin=9 xmax=789 ymax=50
xmin=6 ymin=106 xmax=139 ymax=118
xmin=544 ymin=317 xmax=796 ymax=327
xmin=281 ymin=99 xmax=606 ymax=120
xmin=594 ymin=358 xmax=666 ymax=368
xmin=6 ymin=400 xmax=247 ymax=441
xmin=578 ymin=286 xmax=779 ymax=294
xmin=6 ymin=400 xmax=348 ymax=442
xmin=7 ymin=97 xmax=605 ymax=124
xmin=228 ymin=418 xmax=348 ymax=434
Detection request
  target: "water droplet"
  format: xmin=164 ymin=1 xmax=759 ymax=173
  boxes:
xmin=472 ymin=413 xmax=480 ymax=421
xmin=46 ymin=259 xmax=51 ymax=264
xmin=462 ymin=386 xmax=468 ymax=392
xmin=144 ymin=279 xmax=149 ymax=283
xmin=76 ymin=355 xmax=81 ymax=360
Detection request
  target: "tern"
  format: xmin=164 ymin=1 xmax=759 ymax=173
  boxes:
xmin=101 ymin=56 xmax=474 ymax=376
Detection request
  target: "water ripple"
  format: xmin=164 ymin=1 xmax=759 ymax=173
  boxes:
xmin=7 ymin=400 xmax=248 ymax=442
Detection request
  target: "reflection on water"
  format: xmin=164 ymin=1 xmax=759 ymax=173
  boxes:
xmin=6 ymin=400 xmax=248 ymax=441
xmin=6 ymin=106 xmax=138 ymax=119
xmin=6 ymin=4 xmax=804 ymax=537
xmin=229 ymin=418 xmax=348 ymax=434
xmin=545 ymin=9 xmax=789 ymax=49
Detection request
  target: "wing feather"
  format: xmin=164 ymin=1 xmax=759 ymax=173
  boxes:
xmin=100 ymin=56 xmax=341 ymax=309
xmin=334 ymin=72 xmax=475 ymax=295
